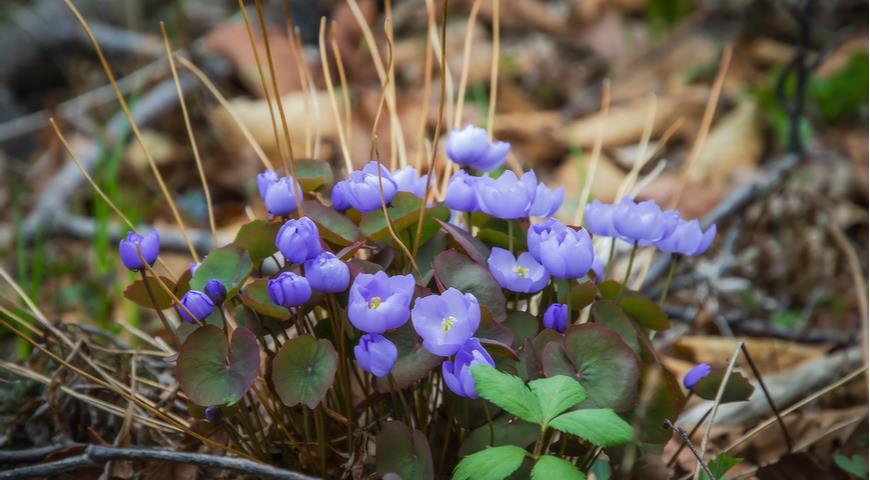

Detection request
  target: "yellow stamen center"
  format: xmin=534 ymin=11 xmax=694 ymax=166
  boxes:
xmin=441 ymin=316 xmax=457 ymax=333
xmin=369 ymin=297 xmax=382 ymax=309
xmin=512 ymin=265 xmax=529 ymax=277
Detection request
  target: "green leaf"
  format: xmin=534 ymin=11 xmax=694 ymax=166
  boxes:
xmin=435 ymin=217 xmax=490 ymax=265
xmin=549 ymin=408 xmax=633 ymax=447
xmin=434 ymin=250 xmax=507 ymax=322
xmin=453 ymin=445 xmax=527 ymax=480
xmin=635 ymin=364 xmax=687 ymax=444
xmin=702 ymin=453 xmax=743 ymax=480
xmin=295 ymin=158 xmax=333 ymax=192
xmin=528 ymin=375 xmax=587 ymax=424
xmin=568 ymin=282 xmax=599 ymax=311
xmin=531 ymin=455 xmax=586 ymax=480
xmin=123 ymin=276 xmax=175 ymax=309
xmin=591 ymin=300 xmax=641 ymax=356
xmin=176 ymin=326 xmax=260 ymax=406
xmin=359 ymin=192 xmax=450 ymax=242
xmin=303 ymin=200 xmax=360 ymax=246
xmin=470 ymin=365 xmax=541 ymax=425
xmin=458 ymin=415 xmax=539 ymax=457
xmin=233 ymin=219 xmax=280 ymax=266
xmin=376 ymin=420 xmax=434 ymax=480
xmin=190 ymin=245 xmax=252 ymax=297
xmin=239 ymin=278 xmax=289 ymax=319
xmin=271 ymin=335 xmax=337 ymax=409
xmin=541 ymin=324 xmax=639 ymax=411
xmin=416 ymin=231 xmax=447 ymax=285
xmin=694 ymin=369 xmax=755 ymax=403
xmin=618 ymin=295 xmax=669 ymax=331
xmin=503 ymin=310 xmax=539 ymax=348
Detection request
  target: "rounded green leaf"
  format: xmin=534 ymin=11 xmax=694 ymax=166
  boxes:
xmin=123 ymin=276 xmax=175 ymax=309
xmin=176 ymin=326 xmax=260 ymax=406
xmin=694 ymin=368 xmax=755 ymax=403
xmin=453 ymin=445 xmax=527 ymax=480
xmin=541 ymin=324 xmax=640 ymax=411
xmin=635 ymin=363 xmax=687 ymax=444
xmin=532 ymin=455 xmax=586 ymax=480
xmin=434 ymin=250 xmax=507 ymax=322
xmin=549 ymin=408 xmax=633 ymax=447
xmin=190 ymin=245 xmax=253 ymax=296
xmin=271 ymin=335 xmax=337 ymax=409
xmin=295 ymin=158 xmax=333 ymax=192
xmin=503 ymin=310 xmax=539 ymax=348
xmin=359 ymin=192 xmax=450 ymax=242
xmin=569 ymin=282 xmax=599 ymax=311
xmin=303 ymin=200 xmax=360 ymax=246
xmin=618 ymin=295 xmax=669 ymax=331
xmin=591 ymin=300 xmax=641 ymax=356
xmin=233 ymin=219 xmax=280 ymax=266
xmin=376 ymin=420 xmax=434 ymax=480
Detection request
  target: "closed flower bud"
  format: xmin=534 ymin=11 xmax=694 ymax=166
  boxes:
xmin=543 ymin=303 xmax=569 ymax=333
xmin=475 ymin=170 xmax=538 ymax=219
xmin=613 ymin=197 xmax=671 ymax=243
xmin=204 ymin=279 xmax=227 ymax=304
xmin=487 ymin=247 xmax=550 ymax=294
xmin=275 ymin=216 xmax=323 ymax=264
xmin=445 ymin=125 xmax=510 ymax=172
xmin=204 ymin=406 xmax=222 ymax=423
xmin=527 ymin=218 xmax=566 ymax=261
xmin=119 ymin=230 xmax=160 ymax=271
xmin=348 ymin=271 xmax=415 ymax=333
xmin=268 ymin=272 xmax=312 ymax=308
xmin=683 ymin=363 xmax=712 ymax=390
xmin=331 ymin=180 xmax=352 ymax=212
xmin=442 ymin=338 xmax=495 ymax=399
xmin=412 ymin=288 xmax=481 ymax=357
xmin=304 ymin=252 xmax=350 ymax=293
xmin=178 ymin=290 xmax=215 ymax=323
xmin=264 ymin=176 xmax=303 ymax=216
xmin=444 ymin=170 xmax=479 ymax=212
xmin=345 ymin=161 xmax=398 ymax=213
xmin=353 ymin=333 xmax=398 ymax=377
xmin=584 ymin=200 xmax=617 ymax=237
xmin=537 ymin=226 xmax=594 ymax=280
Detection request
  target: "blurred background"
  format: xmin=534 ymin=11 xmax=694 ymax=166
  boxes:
xmin=0 ymin=0 xmax=866 ymax=475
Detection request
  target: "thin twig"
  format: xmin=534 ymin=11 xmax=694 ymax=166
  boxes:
xmin=664 ymin=419 xmax=715 ymax=480
xmin=739 ymin=343 xmax=793 ymax=451
xmin=694 ymin=341 xmax=742 ymax=479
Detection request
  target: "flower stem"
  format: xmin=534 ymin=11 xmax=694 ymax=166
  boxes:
xmin=507 ymin=220 xmax=514 ymax=254
xmin=482 ymin=401 xmax=495 ymax=446
xmin=138 ymin=270 xmax=179 ymax=347
xmin=532 ymin=426 xmax=547 ymax=457
xmin=658 ymin=254 xmax=679 ymax=307
xmin=618 ymin=241 xmax=638 ymax=299
xmin=603 ymin=236 xmax=616 ymax=279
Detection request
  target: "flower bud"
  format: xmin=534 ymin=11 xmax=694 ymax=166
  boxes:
xmin=264 ymin=176 xmax=302 ymax=216
xmin=543 ymin=303 xmax=568 ymax=333
xmin=268 ymin=272 xmax=312 ymax=308
xmin=444 ymin=170 xmax=478 ymax=212
xmin=683 ymin=363 xmax=712 ymax=390
xmin=257 ymin=169 xmax=278 ymax=201
xmin=204 ymin=406 xmax=222 ymax=423
xmin=178 ymin=290 xmax=215 ymax=323
xmin=275 ymin=217 xmax=323 ymax=264
xmin=119 ymin=230 xmax=160 ymax=271
xmin=354 ymin=333 xmax=398 ymax=377
xmin=204 ymin=279 xmax=227 ymax=304
xmin=304 ymin=252 xmax=350 ymax=293
xmin=442 ymin=338 xmax=495 ymax=398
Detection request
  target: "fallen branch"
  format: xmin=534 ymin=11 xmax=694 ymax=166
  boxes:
xmin=678 ymin=346 xmax=863 ymax=427
xmin=0 ymin=444 xmax=318 ymax=480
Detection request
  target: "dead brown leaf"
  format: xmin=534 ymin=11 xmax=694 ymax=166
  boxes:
xmin=671 ymin=336 xmax=825 ymax=375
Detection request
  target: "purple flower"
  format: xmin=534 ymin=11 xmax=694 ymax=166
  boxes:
xmin=584 ymin=200 xmax=617 ymax=237
xmin=590 ymin=255 xmax=605 ymax=283
xmin=683 ymin=363 xmax=713 ymax=390
xmin=543 ymin=303 xmax=568 ymax=333
xmin=178 ymin=290 xmax=215 ymax=323
xmin=536 ymin=226 xmax=594 ymax=280
xmin=204 ymin=279 xmax=227 ymax=304
xmin=304 ymin=252 xmax=350 ymax=293
xmin=445 ymin=125 xmax=510 ymax=172
xmin=264 ymin=176 xmax=303 ymax=216
xmin=444 ymin=170 xmax=478 ymax=212
xmin=257 ymin=169 xmax=279 ymax=201
xmin=475 ymin=170 xmax=538 ymax=219
xmin=411 ymin=288 xmax=480 ymax=357
xmin=613 ymin=197 xmax=672 ymax=243
xmin=348 ymin=271 xmax=415 ymax=333
xmin=119 ymin=230 xmax=160 ymax=271
xmin=268 ymin=271 xmax=312 ymax=308
xmin=487 ymin=247 xmax=550 ymax=294
xmin=527 ymin=218 xmax=566 ymax=261
xmin=204 ymin=406 xmax=222 ymax=423
xmin=393 ymin=166 xmax=428 ymax=198
xmin=442 ymin=338 xmax=495 ymax=398
xmin=331 ymin=180 xmax=352 ymax=212
xmin=353 ymin=333 xmax=398 ymax=377
xmin=528 ymin=182 xmax=564 ymax=217
xmin=656 ymin=219 xmax=717 ymax=256
xmin=275 ymin=216 xmax=322 ymax=264
xmin=345 ymin=161 xmax=398 ymax=213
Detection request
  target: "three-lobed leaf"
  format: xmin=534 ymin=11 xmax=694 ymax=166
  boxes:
xmin=549 ymin=408 xmax=633 ymax=447
xmin=470 ymin=365 xmax=541 ymax=425
xmin=528 ymin=375 xmax=587 ymax=425
xmin=453 ymin=445 xmax=527 ymax=480
xmin=531 ymin=455 xmax=586 ymax=480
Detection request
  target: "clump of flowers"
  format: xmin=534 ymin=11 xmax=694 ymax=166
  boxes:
xmin=120 ymin=124 xmax=719 ymax=479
